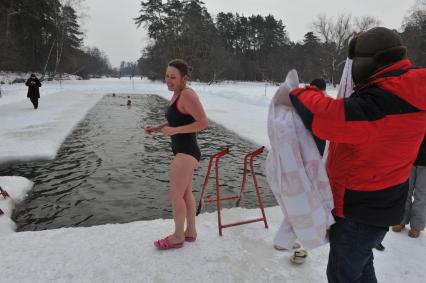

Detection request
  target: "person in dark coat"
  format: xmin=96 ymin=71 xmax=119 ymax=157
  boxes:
xmin=392 ymin=135 xmax=426 ymax=238
xmin=309 ymin=78 xmax=327 ymax=92
xmin=25 ymin=74 xmax=42 ymax=109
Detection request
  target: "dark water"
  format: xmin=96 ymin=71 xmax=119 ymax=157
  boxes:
xmin=0 ymin=94 xmax=276 ymax=231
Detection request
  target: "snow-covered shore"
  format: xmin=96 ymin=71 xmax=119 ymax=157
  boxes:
xmin=0 ymin=204 xmax=424 ymax=282
xmin=0 ymin=78 xmax=424 ymax=283
xmin=0 ymin=203 xmax=423 ymax=283
xmin=0 ymin=177 xmax=33 ymax=235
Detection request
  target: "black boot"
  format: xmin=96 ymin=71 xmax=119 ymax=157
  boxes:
xmin=375 ymin=243 xmax=385 ymax=251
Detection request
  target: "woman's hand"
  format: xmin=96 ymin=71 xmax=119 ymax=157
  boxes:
xmin=144 ymin=125 xmax=157 ymax=134
xmin=161 ymin=126 xmax=178 ymax=137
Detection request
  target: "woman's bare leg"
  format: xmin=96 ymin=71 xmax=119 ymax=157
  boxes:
xmin=184 ymin=180 xmax=197 ymax=238
xmin=168 ymin=153 xmax=197 ymax=243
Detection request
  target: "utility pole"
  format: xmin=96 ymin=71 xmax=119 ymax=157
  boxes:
xmin=262 ymin=70 xmax=267 ymax=96
xmin=131 ymin=74 xmax=135 ymax=90
xmin=132 ymin=66 xmax=136 ymax=90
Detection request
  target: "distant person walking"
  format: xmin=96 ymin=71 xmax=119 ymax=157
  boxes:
xmin=25 ymin=74 xmax=41 ymax=109
xmin=144 ymin=59 xmax=208 ymax=250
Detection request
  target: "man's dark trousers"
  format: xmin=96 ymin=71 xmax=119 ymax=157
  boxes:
xmin=327 ymin=217 xmax=388 ymax=283
xmin=30 ymin=97 xmax=38 ymax=109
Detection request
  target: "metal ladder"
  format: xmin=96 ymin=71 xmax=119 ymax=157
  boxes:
xmin=196 ymin=146 xmax=268 ymax=236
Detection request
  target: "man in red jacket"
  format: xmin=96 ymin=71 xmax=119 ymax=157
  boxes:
xmin=289 ymin=27 xmax=426 ymax=282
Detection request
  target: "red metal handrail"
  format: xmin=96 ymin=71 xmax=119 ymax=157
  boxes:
xmin=196 ymin=148 xmax=229 ymax=216
xmin=197 ymin=146 xmax=268 ymax=236
xmin=0 ymin=186 xmax=10 ymax=199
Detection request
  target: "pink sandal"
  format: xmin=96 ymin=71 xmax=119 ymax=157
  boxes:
xmin=185 ymin=236 xmax=197 ymax=242
xmin=154 ymin=236 xmax=184 ymax=250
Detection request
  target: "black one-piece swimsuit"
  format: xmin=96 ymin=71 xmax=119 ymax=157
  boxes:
xmin=165 ymin=94 xmax=201 ymax=161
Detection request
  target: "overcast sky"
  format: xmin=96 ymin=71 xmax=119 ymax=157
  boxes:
xmin=82 ymin=0 xmax=416 ymax=68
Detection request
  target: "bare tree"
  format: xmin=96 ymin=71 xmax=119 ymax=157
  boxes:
xmin=312 ymin=14 xmax=333 ymax=43
xmin=403 ymin=0 xmax=426 ymax=28
xmin=312 ymin=14 xmax=353 ymax=85
xmin=354 ymin=16 xmax=381 ymax=32
xmin=50 ymin=0 xmax=85 ymax=78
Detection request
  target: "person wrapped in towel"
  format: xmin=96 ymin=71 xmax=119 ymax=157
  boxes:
xmin=266 ymin=70 xmax=335 ymax=264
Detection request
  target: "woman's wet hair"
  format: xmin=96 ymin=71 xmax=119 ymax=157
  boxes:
xmin=168 ymin=59 xmax=193 ymax=77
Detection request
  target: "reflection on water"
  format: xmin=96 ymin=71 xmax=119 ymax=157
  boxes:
xmin=0 ymin=94 xmax=276 ymax=231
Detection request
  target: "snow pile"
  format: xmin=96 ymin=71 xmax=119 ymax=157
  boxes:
xmin=0 ymin=90 xmax=105 ymax=163
xmin=0 ymin=205 xmax=424 ymax=282
xmin=0 ymin=206 xmax=330 ymax=282
xmin=0 ymin=71 xmax=44 ymax=84
xmin=0 ymin=71 xmax=82 ymax=84
xmin=0 ymin=176 xmax=33 ymax=236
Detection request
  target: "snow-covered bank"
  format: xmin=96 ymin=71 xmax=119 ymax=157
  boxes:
xmin=0 ymin=90 xmax=104 ymax=163
xmin=0 ymin=176 xmax=33 ymax=235
xmin=0 ymin=205 xmax=424 ymax=283
xmin=0 ymin=71 xmax=81 ymax=84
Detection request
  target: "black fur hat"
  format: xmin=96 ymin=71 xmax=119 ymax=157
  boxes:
xmin=349 ymin=27 xmax=407 ymax=84
xmin=310 ymin=78 xmax=326 ymax=90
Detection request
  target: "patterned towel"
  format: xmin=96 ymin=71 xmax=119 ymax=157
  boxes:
xmin=266 ymin=70 xmax=335 ymax=250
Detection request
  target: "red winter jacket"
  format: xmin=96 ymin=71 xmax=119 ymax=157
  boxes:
xmin=290 ymin=59 xmax=426 ymax=226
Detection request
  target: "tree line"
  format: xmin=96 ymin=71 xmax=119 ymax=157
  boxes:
xmin=118 ymin=61 xmax=140 ymax=77
xmin=2 ymin=0 xmax=424 ymax=82
xmin=136 ymin=0 xmax=426 ymax=84
xmin=0 ymin=0 xmax=113 ymax=79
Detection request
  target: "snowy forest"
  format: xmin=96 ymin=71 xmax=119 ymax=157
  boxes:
xmin=135 ymin=0 xmax=426 ymax=83
xmin=0 ymin=0 xmax=113 ymax=79
xmin=1 ymin=0 xmax=425 ymax=83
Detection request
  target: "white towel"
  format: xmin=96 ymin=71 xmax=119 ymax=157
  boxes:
xmin=266 ymin=70 xmax=335 ymax=250
xmin=322 ymin=58 xmax=354 ymax=160
xmin=337 ymin=58 xmax=354 ymax=99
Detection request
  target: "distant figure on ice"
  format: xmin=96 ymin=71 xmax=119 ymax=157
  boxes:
xmin=127 ymin=96 xmax=131 ymax=106
xmin=285 ymin=27 xmax=426 ymax=282
xmin=25 ymin=73 xmax=42 ymax=109
xmin=144 ymin=59 xmax=208 ymax=250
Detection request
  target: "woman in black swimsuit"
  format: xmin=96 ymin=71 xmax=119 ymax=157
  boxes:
xmin=144 ymin=59 xmax=208 ymax=249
